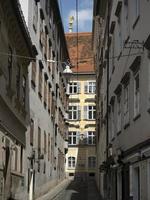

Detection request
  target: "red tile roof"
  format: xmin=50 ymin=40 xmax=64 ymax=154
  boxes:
xmin=65 ymin=32 xmax=95 ymax=73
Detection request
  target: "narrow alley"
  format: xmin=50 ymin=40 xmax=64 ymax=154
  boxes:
xmin=51 ymin=179 xmax=101 ymax=200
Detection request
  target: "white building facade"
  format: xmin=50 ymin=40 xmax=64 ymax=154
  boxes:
xmin=20 ymin=0 xmax=69 ymax=199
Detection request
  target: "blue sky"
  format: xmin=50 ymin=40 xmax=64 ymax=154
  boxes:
xmin=58 ymin=0 xmax=93 ymax=33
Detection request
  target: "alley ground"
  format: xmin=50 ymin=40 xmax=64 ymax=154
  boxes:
xmin=51 ymin=178 xmax=101 ymax=200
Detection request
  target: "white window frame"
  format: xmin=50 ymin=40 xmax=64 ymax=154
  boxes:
xmin=88 ymin=156 xmax=96 ymax=168
xmin=68 ymin=156 xmax=76 ymax=168
xmin=68 ymin=105 xmax=80 ymax=120
xmin=87 ymin=131 xmax=95 ymax=145
xmin=68 ymin=132 xmax=79 ymax=145
xmin=84 ymin=81 xmax=96 ymax=94
xmin=69 ymin=82 xmax=80 ymax=94
xmin=84 ymin=105 xmax=96 ymax=120
xmin=134 ymin=72 xmax=140 ymax=118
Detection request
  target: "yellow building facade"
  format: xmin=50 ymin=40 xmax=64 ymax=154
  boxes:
xmin=66 ymin=73 xmax=96 ymax=179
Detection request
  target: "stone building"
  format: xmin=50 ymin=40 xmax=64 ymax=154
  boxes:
xmin=93 ymin=0 xmax=150 ymax=200
xmin=0 ymin=0 xmax=34 ymax=199
xmin=20 ymin=0 xmax=69 ymax=199
xmin=65 ymin=32 xmax=96 ymax=180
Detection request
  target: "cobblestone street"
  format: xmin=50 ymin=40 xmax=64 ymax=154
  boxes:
xmin=52 ymin=179 xmax=101 ymax=200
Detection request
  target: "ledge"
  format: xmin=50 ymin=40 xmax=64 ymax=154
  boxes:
xmin=124 ymin=122 xmax=130 ymax=129
xmin=117 ymin=130 xmax=121 ymax=136
xmin=133 ymin=113 xmax=141 ymax=121
xmin=133 ymin=16 xmax=140 ymax=29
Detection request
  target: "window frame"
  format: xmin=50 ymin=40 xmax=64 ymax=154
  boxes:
xmin=87 ymin=131 xmax=96 ymax=145
xmin=68 ymin=156 xmax=76 ymax=168
xmin=88 ymin=156 xmax=96 ymax=168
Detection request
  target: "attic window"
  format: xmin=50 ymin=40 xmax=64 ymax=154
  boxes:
xmin=115 ymin=1 xmax=122 ymax=17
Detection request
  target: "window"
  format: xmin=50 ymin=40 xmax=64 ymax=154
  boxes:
xmin=12 ymin=147 xmax=18 ymax=171
xmin=31 ymin=61 xmax=36 ymax=86
xmin=44 ymin=131 xmax=47 ymax=154
xmin=111 ymin=103 xmax=115 ymax=139
xmin=84 ymin=81 xmax=96 ymax=94
xmin=124 ymin=84 xmax=129 ymax=125
xmin=8 ymin=46 xmax=13 ymax=88
xmin=48 ymin=133 xmax=51 ymax=161
xmin=44 ymin=74 xmax=48 ymax=105
xmin=30 ymin=119 xmax=34 ymax=146
xmin=69 ymin=82 xmax=80 ymax=94
xmin=38 ymin=65 xmax=43 ymax=97
xmin=68 ymin=106 xmax=81 ymax=120
xmin=68 ymin=157 xmax=76 ymax=168
xmin=16 ymin=64 xmax=21 ymax=99
xmin=117 ymin=95 xmax=121 ymax=133
xmin=22 ymin=76 xmax=26 ymax=107
xmin=87 ymin=131 xmax=95 ymax=145
xmin=39 ymin=17 xmax=44 ymax=48
xmin=48 ymin=85 xmax=51 ymax=113
xmin=68 ymin=132 xmax=79 ymax=145
xmin=133 ymin=167 xmax=140 ymax=200
xmin=134 ymin=72 xmax=140 ymax=117
xmin=33 ymin=1 xmax=38 ymax=32
xmin=38 ymin=127 xmax=41 ymax=159
xmin=88 ymin=156 xmax=96 ymax=168
xmin=84 ymin=105 xmax=96 ymax=120
xmin=133 ymin=0 xmax=140 ymax=24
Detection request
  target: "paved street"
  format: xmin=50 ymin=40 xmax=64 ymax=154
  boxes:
xmin=52 ymin=179 xmax=101 ymax=200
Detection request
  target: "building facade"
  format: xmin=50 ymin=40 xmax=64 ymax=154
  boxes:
xmin=0 ymin=0 xmax=34 ymax=199
xmin=93 ymin=0 xmax=150 ymax=200
xmin=20 ymin=0 xmax=69 ymax=199
xmin=65 ymin=32 xmax=96 ymax=180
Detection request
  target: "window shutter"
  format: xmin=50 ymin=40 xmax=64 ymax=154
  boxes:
xmin=84 ymin=106 xmax=87 ymax=120
xmin=78 ymin=106 xmax=81 ymax=120
xmin=77 ymin=131 xmax=80 ymax=144
xmin=84 ymin=82 xmax=88 ymax=93
xmin=77 ymin=82 xmax=81 ymax=93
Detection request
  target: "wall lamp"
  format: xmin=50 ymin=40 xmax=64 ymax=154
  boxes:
xmin=47 ymin=59 xmax=73 ymax=76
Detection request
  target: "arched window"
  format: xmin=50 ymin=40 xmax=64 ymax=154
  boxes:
xmin=88 ymin=156 xmax=96 ymax=168
xmin=68 ymin=156 xmax=76 ymax=168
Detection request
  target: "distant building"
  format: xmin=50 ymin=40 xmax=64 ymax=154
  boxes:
xmin=20 ymin=0 xmax=69 ymax=199
xmin=93 ymin=0 xmax=150 ymax=200
xmin=65 ymin=32 xmax=96 ymax=180
xmin=0 ymin=0 xmax=34 ymax=199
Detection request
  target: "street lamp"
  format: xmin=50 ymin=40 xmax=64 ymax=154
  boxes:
xmin=46 ymin=59 xmax=73 ymax=76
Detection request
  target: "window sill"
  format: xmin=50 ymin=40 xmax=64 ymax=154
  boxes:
xmin=133 ymin=113 xmax=141 ymax=121
xmin=133 ymin=15 xmax=140 ymax=29
xmin=124 ymin=122 xmax=130 ymax=129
